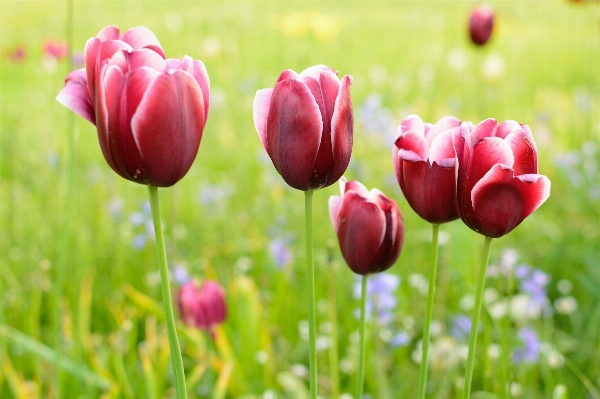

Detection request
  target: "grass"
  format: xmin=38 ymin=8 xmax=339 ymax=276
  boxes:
xmin=1 ymin=0 xmax=600 ymax=397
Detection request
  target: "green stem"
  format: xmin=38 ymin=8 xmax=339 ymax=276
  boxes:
xmin=417 ymin=223 xmax=440 ymax=399
xmin=304 ymin=190 xmax=317 ymax=399
xmin=462 ymin=236 xmax=493 ymax=399
xmin=356 ymin=274 xmax=368 ymax=399
xmin=327 ymin=263 xmax=340 ymax=399
xmin=148 ymin=186 xmax=186 ymax=399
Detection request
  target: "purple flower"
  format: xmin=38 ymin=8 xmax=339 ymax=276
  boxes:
xmin=353 ymin=273 xmax=400 ymax=325
xmin=513 ymin=326 xmax=541 ymax=364
xmin=269 ymin=238 xmax=292 ymax=268
xmin=172 ymin=265 xmax=190 ymax=285
xmin=390 ymin=331 xmax=411 ymax=348
xmin=515 ymin=264 xmax=550 ymax=307
xmin=450 ymin=314 xmax=473 ymax=342
xmin=358 ymin=93 xmax=397 ymax=147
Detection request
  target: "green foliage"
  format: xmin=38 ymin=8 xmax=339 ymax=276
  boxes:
xmin=1 ymin=0 xmax=599 ymax=397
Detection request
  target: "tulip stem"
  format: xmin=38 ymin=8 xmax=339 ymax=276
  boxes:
xmin=148 ymin=186 xmax=187 ymax=399
xmin=356 ymin=274 xmax=368 ymax=399
xmin=304 ymin=190 xmax=318 ymax=399
xmin=417 ymin=223 xmax=440 ymax=399
xmin=462 ymin=236 xmax=493 ymax=399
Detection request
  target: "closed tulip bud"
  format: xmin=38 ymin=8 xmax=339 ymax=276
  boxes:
xmin=329 ymin=178 xmax=404 ymax=275
xmin=394 ymin=115 xmax=461 ymax=224
xmin=57 ymin=26 xmax=210 ymax=187
xmin=253 ymin=65 xmax=353 ymax=191
xmin=177 ymin=280 xmax=227 ymax=335
xmin=453 ymin=119 xmax=551 ymax=238
xmin=469 ymin=6 xmax=495 ymax=46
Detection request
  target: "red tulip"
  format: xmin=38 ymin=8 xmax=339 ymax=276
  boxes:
xmin=253 ymin=65 xmax=353 ymax=191
xmin=453 ymin=119 xmax=551 ymax=238
xmin=329 ymin=178 xmax=404 ymax=275
xmin=469 ymin=6 xmax=495 ymax=46
xmin=177 ymin=280 xmax=227 ymax=335
xmin=56 ymin=26 xmax=210 ymax=187
xmin=394 ymin=115 xmax=461 ymax=224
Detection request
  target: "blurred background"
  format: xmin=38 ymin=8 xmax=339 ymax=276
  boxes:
xmin=1 ymin=0 xmax=600 ymax=398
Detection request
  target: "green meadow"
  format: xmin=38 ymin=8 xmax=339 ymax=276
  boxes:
xmin=1 ymin=0 xmax=600 ymax=397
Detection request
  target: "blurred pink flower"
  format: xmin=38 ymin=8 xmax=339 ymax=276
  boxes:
xmin=43 ymin=39 xmax=69 ymax=60
xmin=7 ymin=45 xmax=26 ymax=62
xmin=177 ymin=280 xmax=227 ymax=337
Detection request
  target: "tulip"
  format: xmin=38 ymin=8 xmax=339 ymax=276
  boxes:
xmin=329 ymin=178 xmax=404 ymax=275
xmin=253 ymin=65 xmax=353 ymax=191
xmin=394 ymin=114 xmax=461 ymax=399
xmin=57 ymin=25 xmax=209 ymax=187
xmin=178 ymin=280 xmax=227 ymax=335
xmin=394 ymin=114 xmax=462 ymax=224
xmin=469 ymin=6 xmax=494 ymax=46
xmin=453 ymin=119 xmax=550 ymax=238
xmin=454 ymin=119 xmax=550 ymax=399
xmin=329 ymin=178 xmax=403 ymax=398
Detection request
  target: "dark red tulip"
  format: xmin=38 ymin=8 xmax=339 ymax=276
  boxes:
xmin=453 ymin=119 xmax=551 ymax=238
xmin=329 ymin=178 xmax=404 ymax=275
xmin=177 ymin=280 xmax=227 ymax=335
xmin=56 ymin=26 xmax=210 ymax=187
xmin=253 ymin=65 xmax=353 ymax=191
xmin=394 ymin=115 xmax=461 ymax=224
xmin=469 ymin=6 xmax=495 ymax=46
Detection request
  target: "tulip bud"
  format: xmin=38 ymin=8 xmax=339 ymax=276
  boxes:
xmin=469 ymin=6 xmax=495 ymax=46
xmin=453 ymin=119 xmax=551 ymax=238
xmin=177 ymin=280 xmax=227 ymax=335
xmin=394 ymin=115 xmax=461 ymax=224
xmin=329 ymin=178 xmax=404 ymax=275
xmin=253 ymin=65 xmax=354 ymax=191
xmin=57 ymin=26 xmax=210 ymax=187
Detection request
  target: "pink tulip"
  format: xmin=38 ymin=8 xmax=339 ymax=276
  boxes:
xmin=43 ymin=39 xmax=69 ymax=60
xmin=453 ymin=119 xmax=551 ymax=238
xmin=329 ymin=178 xmax=404 ymax=275
xmin=394 ymin=115 xmax=462 ymax=224
xmin=177 ymin=280 xmax=227 ymax=335
xmin=253 ymin=65 xmax=353 ymax=191
xmin=469 ymin=6 xmax=494 ymax=46
xmin=56 ymin=26 xmax=210 ymax=187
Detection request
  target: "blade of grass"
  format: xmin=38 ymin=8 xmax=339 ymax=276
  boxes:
xmin=0 ymin=324 xmax=112 ymax=390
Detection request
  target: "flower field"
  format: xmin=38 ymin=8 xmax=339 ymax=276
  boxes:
xmin=1 ymin=0 xmax=600 ymax=398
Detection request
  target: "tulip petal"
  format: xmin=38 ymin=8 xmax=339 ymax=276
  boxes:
xmin=369 ymin=192 xmax=403 ymax=272
xmin=300 ymin=64 xmax=337 ymax=81
xmin=95 ymin=25 xmax=120 ymax=41
xmin=267 ymin=79 xmax=323 ymax=191
xmin=328 ymin=195 xmax=342 ymax=233
xmin=132 ymin=69 xmax=205 ymax=187
xmin=425 ymin=115 xmax=461 ymax=144
xmin=495 ymin=120 xmax=520 ymax=139
xmin=253 ymin=88 xmax=274 ymax=153
xmin=129 ymin=48 xmax=166 ymax=72
xmin=95 ymin=64 xmax=127 ymax=180
xmin=469 ymin=118 xmax=497 ymax=148
xmin=121 ymin=26 xmax=164 ymax=52
xmin=56 ymin=69 xmax=95 ymax=125
xmin=429 ymin=129 xmax=456 ymax=164
xmin=505 ymin=132 xmax=538 ymax=175
xmin=400 ymin=114 xmax=424 ymax=135
xmin=276 ymin=69 xmax=299 ymax=83
xmin=319 ymin=71 xmax=341 ymax=123
xmin=471 ymin=164 xmax=551 ymax=237
xmin=299 ymin=75 xmax=333 ymax=188
xmin=325 ymin=75 xmax=353 ymax=187
xmin=344 ymin=179 xmax=369 ymax=196
xmin=84 ymin=37 xmax=102 ymax=100
xmin=396 ymin=132 xmax=429 ymax=162
xmin=337 ymin=192 xmax=386 ymax=275
xmin=105 ymin=66 xmax=160 ymax=182
xmin=192 ymin=60 xmax=210 ymax=125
